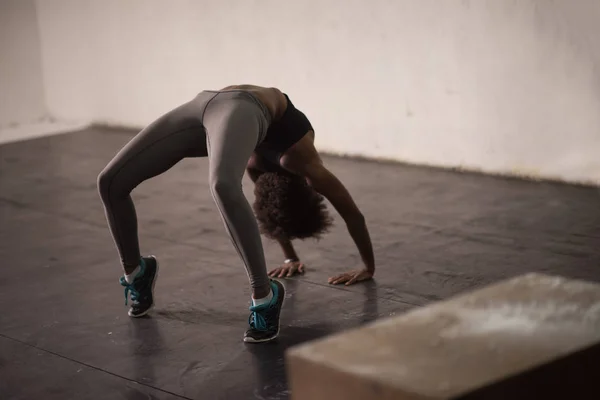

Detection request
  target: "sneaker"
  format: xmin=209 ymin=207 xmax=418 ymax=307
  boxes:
xmin=119 ymin=256 xmax=159 ymax=317
xmin=244 ymin=279 xmax=285 ymax=343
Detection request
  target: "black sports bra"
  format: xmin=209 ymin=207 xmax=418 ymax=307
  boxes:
xmin=255 ymin=94 xmax=313 ymax=164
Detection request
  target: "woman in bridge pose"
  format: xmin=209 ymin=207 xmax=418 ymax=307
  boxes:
xmin=97 ymin=84 xmax=376 ymax=343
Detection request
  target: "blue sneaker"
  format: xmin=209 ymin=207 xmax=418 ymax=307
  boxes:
xmin=244 ymin=279 xmax=286 ymax=343
xmin=119 ymin=256 xmax=159 ymax=317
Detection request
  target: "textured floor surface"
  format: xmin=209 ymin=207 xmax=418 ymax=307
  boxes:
xmin=1 ymin=126 xmax=599 ymax=400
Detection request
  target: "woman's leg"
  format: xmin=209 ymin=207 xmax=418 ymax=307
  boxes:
xmin=203 ymin=100 xmax=270 ymax=298
xmin=203 ymin=95 xmax=285 ymax=343
xmin=97 ymin=95 xmax=209 ymax=316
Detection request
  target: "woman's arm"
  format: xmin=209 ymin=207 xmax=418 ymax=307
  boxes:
xmin=279 ymin=135 xmax=375 ymax=285
xmin=302 ymin=163 xmax=375 ymax=275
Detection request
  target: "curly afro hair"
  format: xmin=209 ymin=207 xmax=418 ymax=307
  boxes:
xmin=253 ymin=171 xmax=333 ymax=241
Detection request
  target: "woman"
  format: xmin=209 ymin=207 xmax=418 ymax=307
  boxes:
xmin=97 ymin=84 xmax=375 ymax=343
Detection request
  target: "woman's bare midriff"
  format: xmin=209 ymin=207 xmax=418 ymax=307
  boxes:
xmin=220 ymin=84 xmax=288 ymax=121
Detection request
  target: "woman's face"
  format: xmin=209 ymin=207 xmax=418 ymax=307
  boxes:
xmin=247 ymin=153 xmax=286 ymax=174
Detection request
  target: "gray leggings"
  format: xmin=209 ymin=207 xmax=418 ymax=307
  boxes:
xmin=97 ymin=90 xmax=272 ymax=291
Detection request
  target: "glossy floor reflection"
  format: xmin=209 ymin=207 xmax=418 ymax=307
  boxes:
xmin=1 ymin=127 xmax=599 ymax=399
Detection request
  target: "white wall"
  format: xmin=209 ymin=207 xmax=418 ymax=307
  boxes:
xmin=34 ymin=0 xmax=600 ymax=184
xmin=0 ymin=0 xmax=46 ymax=128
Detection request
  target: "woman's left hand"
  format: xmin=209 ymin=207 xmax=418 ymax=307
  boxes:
xmin=328 ymin=268 xmax=373 ymax=286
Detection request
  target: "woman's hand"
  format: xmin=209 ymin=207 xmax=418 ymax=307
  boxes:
xmin=268 ymin=260 xmax=306 ymax=278
xmin=328 ymin=268 xmax=373 ymax=286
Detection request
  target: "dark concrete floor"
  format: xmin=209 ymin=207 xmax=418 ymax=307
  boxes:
xmin=1 ymin=126 xmax=599 ymax=400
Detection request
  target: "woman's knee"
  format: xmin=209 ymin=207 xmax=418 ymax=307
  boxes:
xmin=97 ymin=166 xmax=114 ymax=201
xmin=97 ymin=165 xmax=130 ymax=202
xmin=209 ymin=174 xmax=241 ymax=201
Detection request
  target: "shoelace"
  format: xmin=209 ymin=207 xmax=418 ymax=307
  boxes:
xmin=119 ymin=276 xmax=140 ymax=306
xmin=119 ymin=259 xmax=146 ymax=306
xmin=248 ymin=282 xmax=278 ymax=331
xmin=248 ymin=308 xmax=268 ymax=331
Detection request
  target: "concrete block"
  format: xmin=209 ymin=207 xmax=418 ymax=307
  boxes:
xmin=285 ymin=273 xmax=600 ymax=399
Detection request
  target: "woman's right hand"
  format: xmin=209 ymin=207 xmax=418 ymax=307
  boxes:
xmin=268 ymin=260 xmax=306 ymax=278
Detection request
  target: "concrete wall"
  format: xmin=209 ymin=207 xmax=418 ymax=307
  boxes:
xmin=0 ymin=0 xmax=47 ymax=129
xmin=15 ymin=1 xmax=600 ymax=184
